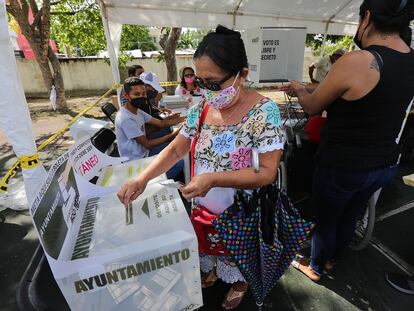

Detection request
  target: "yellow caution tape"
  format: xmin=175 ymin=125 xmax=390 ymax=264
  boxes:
xmin=160 ymin=81 xmax=180 ymax=87
xmin=0 ymin=83 xmax=122 ymax=193
xmin=19 ymin=154 xmax=40 ymax=169
xmin=0 ymin=161 xmax=21 ymax=192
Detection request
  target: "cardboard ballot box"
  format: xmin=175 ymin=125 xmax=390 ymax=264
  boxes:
xmin=29 ymin=149 xmax=202 ymax=311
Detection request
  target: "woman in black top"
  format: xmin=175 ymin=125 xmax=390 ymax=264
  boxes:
xmin=287 ymin=0 xmax=414 ymax=281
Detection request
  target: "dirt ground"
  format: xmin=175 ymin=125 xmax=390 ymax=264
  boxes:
xmin=0 ymin=96 xmax=103 ymax=147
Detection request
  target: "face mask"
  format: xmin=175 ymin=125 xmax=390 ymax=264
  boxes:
xmin=147 ymin=90 xmax=158 ymax=100
xmin=201 ymin=72 xmax=240 ymax=110
xmin=184 ymin=76 xmax=195 ymax=84
xmin=353 ymin=19 xmax=368 ymax=49
xmin=130 ymin=97 xmax=147 ymax=109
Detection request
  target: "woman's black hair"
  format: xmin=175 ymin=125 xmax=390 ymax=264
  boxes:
xmin=359 ymin=0 xmax=414 ymax=35
xmin=180 ymin=67 xmax=195 ymax=88
xmin=127 ymin=65 xmax=144 ymax=77
xmin=194 ymin=25 xmax=248 ymax=75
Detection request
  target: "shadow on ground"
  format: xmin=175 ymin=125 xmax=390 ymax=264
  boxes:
xmin=0 ymin=210 xmax=38 ymax=311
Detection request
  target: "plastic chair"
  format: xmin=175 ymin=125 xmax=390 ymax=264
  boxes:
xmin=101 ymin=102 xmax=117 ymax=124
xmin=91 ymin=127 xmax=116 ymax=153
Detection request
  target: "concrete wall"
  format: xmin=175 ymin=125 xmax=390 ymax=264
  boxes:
xmin=17 ymin=52 xmax=317 ymax=97
xmin=17 ymin=56 xmax=195 ymax=97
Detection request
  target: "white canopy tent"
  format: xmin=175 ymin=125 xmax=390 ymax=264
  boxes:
xmin=0 ymin=0 xmax=366 ymax=208
xmin=98 ymin=0 xmax=363 ymax=85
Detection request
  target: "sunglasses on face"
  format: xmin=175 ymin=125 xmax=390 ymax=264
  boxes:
xmin=194 ymin=72 xmax=235 ymax=91
xmin=184 ymin=73 xmax=195 ymax=78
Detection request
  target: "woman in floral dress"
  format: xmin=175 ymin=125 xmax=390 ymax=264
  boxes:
xmin=118 ymin=25 xmax=285 ymax=310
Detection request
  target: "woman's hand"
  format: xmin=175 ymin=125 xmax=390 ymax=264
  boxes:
xmin=117 ymin=177 xmax=148 ymax=207
xmin=180 ymin=173 xmax=215 ymax=200
xmin=279 ymin=81 xmax=305 ymax=97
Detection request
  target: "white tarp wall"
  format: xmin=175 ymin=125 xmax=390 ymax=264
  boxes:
xmin=98 ymin=0 xmax=363 ymax=85
xmin=0 ymin=0 xmax=47 ymax=204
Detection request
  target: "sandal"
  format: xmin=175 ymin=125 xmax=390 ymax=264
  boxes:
xmin=222 ymin=282 xmax=248 ymax=310
xmin=291 ymin=257 xmax=321 ymax=282
xmin=201 ymin=270 xmax=218 ymax=288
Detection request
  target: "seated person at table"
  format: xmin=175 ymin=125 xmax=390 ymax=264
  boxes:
xmin=115 ymin=77 xmax=184 ymax=179
xmin=140 ymin=71 xmax=166 ymax=110
xmin=175 ymin=67 xmax=201 ymax=98
xmin=138 ymin=71 xmax=179 ymax=138
xmin=128 ymin=64 xmax=145 ymax=78
xmin=120 ymin=65 xmax=146 ymax=107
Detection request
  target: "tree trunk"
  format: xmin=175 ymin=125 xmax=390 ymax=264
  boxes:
xmin=160 ymin=28 xmax=181 ymax=95
xmin=7 ymin=0 xmax=67 ymax=110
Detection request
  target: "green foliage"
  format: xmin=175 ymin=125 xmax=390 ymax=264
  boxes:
xmin=120 ymin=25 xmax=157 ymax=51
xmin=178 ymin=29 xmax=211 ymax=49
xmin=156 ymin=51 xmax=166 ymax=63
xmin=51 ymin=0 xmax=157 ymax=57
xmin=306 ymin=33 xmax=354 ymax=56
xmin=51 ymin=0 xmax=105 ymax=56
xmin=103 ymin=51 xmax=133 ymax=70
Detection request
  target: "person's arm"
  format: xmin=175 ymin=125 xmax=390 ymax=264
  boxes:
xmin=147 ymin=115 xmax=185 ymax=128
xmin=134 ymin=127 xmax=179 ymax=150
xmin=180 ymin=150 xmax=281 ymax=199
xmin=117 ymin=134 xmax=190 ymax=206
xmin=289 ymin=51 xmax=370 ymax=115
xmin=308 ymin=64 xmax=318 ymax=84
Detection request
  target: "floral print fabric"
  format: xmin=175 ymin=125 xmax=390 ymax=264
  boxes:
xmin=180 ymin=97 xmax=285 ymax=174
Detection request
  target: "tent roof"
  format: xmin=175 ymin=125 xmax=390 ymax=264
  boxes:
xmin=99 ymin=0 xmax=363 ymax=35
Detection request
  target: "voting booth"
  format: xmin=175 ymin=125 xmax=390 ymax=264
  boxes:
xmin=242 ymin=27 xmax=307 ymax=86
xmin=29 ymin=138 xmax=202 ymax=311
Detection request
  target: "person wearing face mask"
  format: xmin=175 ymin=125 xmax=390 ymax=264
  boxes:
xmin=175 ymin=67 xmax=202 ymax=99
xmin=114 ymin=77 xmax=185 ymax=179
xmin=285 ymin=0 xmax=414 ymax=282
xmin=117 ymin=25 xmax=285 ymax=310
xmin=139 ymin=71 xmax=165 ymax=110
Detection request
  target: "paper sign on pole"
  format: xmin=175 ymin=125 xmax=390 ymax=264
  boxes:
xmin=242 ymin=27 xmax=307 ymax=86
xmin=30 ymin=151 xmax=202 ymax=311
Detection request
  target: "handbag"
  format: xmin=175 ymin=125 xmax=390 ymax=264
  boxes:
xmin=189 ymin=104 xmax=229 ymax=256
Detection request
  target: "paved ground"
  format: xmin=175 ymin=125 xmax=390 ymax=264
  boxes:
xmin=1 ymin=95 xmax=414 ymax=310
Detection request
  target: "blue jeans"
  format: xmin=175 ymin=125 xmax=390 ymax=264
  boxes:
xmin=310 ymin=163 xmax=398 ymax=275
xmin=149 ymin=142 xmax=184 ymax=180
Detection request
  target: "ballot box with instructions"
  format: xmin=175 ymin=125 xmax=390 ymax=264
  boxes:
xmin=29 ymin=150 xmax=202 ymax=311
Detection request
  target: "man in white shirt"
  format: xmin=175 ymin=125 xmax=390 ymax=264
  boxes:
xmin=309 ymin=49 xmax=345 ymax=83
xmin=115 ymin=77 xmax=184 ymax=179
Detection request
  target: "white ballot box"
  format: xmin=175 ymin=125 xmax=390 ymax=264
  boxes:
xmin=29 ymin=151 xmax=202 ymax=311
xmin=160 ymin=96 xmax=189 ymax=110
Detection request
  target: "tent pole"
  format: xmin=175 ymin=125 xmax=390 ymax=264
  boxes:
xmin=232 ymin=0 xmax=244 ymax=29
xmin=320 ymin=22 xmax=329 ymax=57
xmin=98 ymin=0 xmax=121 ymax=101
